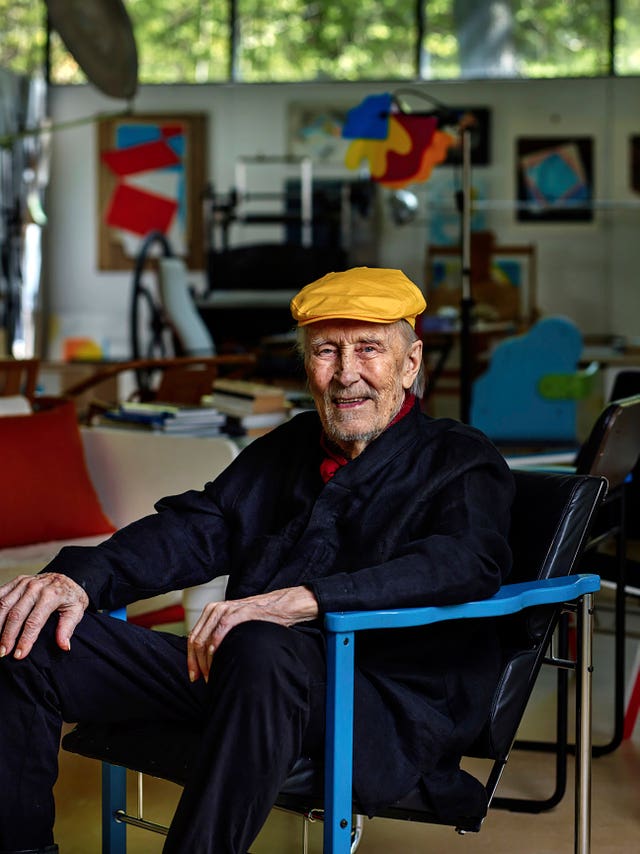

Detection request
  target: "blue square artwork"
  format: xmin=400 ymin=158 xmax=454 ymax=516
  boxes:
xmin=517 ymin=137 xmax=594 ymax=222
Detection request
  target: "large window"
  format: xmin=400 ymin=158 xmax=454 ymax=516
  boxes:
xmin=425 ymin=0 xmax=612 ymax=79
xmin=0 ymin=2 xmax=46 ymax=77
xmin=236 ymin=0 xmax=418 ymax=82
xmin=615 ymin=0 xmax=640 ymax=74
xmin=0 ymin=1 xmax=637 ymax=84
xmin=128 ymin=0 xmax=230 ymax=83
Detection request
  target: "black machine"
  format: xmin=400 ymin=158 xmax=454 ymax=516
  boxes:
xmin=199 ymin=159 xmax=373 ymax=352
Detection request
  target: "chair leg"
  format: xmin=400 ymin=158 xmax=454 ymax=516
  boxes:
xmin=102 ymin=762 xmax=127 ymax=854
xmin=302 ymin=815 xmax=310 ymax=854
xmin=591 ymin=489 xmax=627 ymax=756
xmin=323 ymin=630 xmax=355 ymax=854
xmin=492 ymin=614 xmax=570 ymax=813
xmin=300 ymin=811 xmax=363 ymax=854
xmin=575 ymin=592 xmax=594 ymax=854
xmin=350 ymin=814 xmax=364 ymax=852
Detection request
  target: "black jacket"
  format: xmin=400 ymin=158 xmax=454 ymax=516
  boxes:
xmin=50 ymin=402 xmax=515 ymax=818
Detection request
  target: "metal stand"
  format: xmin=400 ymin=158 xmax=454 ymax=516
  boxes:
xmin=389 ymin=90 xmax=475 ymax=424
xmin=575 ymin=591 xmax=595 ymax=854
xmin=458 ymin=123 xmax=474 ymax=424
xmin=234 ymin=155 xmax=314 ymax=247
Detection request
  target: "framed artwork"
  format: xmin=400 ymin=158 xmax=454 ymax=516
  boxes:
xmin=287 ymin=103 xmax=350 ymax=167
xmin=427 ymin=240 xmax=537 ymax=326
xmin=443 ymin=107 xmax=491 ymax=166
xmin=516 ymin=136 xmax=594 ymax=223
xmin=631 ymin=135 xmax=640 ymax=195
xmin=97 ymin=113 xmax=207 ymax=270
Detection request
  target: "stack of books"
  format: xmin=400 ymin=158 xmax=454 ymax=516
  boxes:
xmin=100 ymin=401 xmax=227 ymax=437
xmin=202 ymin=379 xmax=291 ymax=437
xmin=285 ymin=389 xmax=317 ymax=417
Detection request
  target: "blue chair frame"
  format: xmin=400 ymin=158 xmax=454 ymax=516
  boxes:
xmin=98 ymin=574 xmax=599 ymax=854
xmin=321 ymin=573 xmax=599 ymax=854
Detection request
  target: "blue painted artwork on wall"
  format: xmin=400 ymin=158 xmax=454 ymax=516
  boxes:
xmin=516 ymin=137 xmax=594 ymax=222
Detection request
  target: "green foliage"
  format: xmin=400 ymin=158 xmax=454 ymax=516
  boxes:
xmin=511 ymin=0 xmax=611 ymax=76
xmin=236 ymin=0 xmax=417 ymax=81
xmin=128 ymin=0 xmax=229 ymax=82
xmin=0 ymin=0 xmax=637 ymax=85
xmin=0 ymin=1 xmax=46 ymax=76
xmin=615 ymin=0 xmax=640 ymax=73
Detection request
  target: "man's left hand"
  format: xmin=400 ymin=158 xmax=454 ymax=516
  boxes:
xmin=186 ymin=586 xmax=319 ymax=683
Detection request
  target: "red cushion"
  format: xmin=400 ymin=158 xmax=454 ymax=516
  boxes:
xmin=128 ymin=604 xmax=185 ymax=628
xmin=0 ymin=400 xmax=115 ymax=548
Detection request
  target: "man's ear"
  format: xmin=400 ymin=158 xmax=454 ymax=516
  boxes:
xmin=402 ymin=339 xmax=423 ymax=389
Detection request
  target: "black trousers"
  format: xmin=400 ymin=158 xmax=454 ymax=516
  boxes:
xmin=0 ymin=612 xmax=327 ymax=854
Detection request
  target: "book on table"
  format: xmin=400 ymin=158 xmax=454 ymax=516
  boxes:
xmin=102 ymin=402 xmax=227 ymax=435
xmin=225 ymin=409 xmax=290 ymax=437
xmin=203 ymin=379 xmax=287 ymax=416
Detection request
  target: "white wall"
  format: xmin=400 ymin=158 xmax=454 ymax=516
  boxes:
xmin=44 ymin=76 xmax=640 ymax=359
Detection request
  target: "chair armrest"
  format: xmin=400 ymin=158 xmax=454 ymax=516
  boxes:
xmin=321 ymin=572 xmax=600 ymax=854
xmin=323 ymin=574 xmax=600 ymax=634
xmin=509 ymin=464 xmax=577 ymax=474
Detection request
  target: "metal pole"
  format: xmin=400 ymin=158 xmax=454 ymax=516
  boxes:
xmin=459 ymin=125 xmax=474 ymax=424
xmin=575 ymin=592 xmax=594 ymax=854
xmin=300 ymin=157 xmax=313 ymax=248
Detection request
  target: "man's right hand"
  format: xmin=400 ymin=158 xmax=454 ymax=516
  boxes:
xmin=0 ymin=572 xmax=89 ymax=660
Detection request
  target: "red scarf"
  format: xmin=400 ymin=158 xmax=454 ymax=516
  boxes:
xmin=319 ymin=393 xmax=416 ymax=483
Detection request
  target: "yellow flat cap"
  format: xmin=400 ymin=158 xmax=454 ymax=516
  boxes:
xmin=291 ymin=267 xmax=426 ymax=329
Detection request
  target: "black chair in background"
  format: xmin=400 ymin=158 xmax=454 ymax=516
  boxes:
xmin=508 ymin=392 xmax=640 ymax=806
xmin=575 ymin=392 xmax=640 ymax=755
xmin=607 ymin=370 xmax=640 ymax=538
xmin=63 ymin=471 xmax=605 ymax=854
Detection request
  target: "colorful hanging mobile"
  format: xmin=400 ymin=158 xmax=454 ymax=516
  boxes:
xmin=341 ymin=92 xmax=458 ymax=188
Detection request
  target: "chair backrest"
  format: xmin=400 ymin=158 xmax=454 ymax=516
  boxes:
xmin=574 ymin=394 xmax=640 ymax=490
xmin=0 ymin=357 xmax=39 ymax=399
xmin=158 ymin=257 xmax=216 ymax=357
xmin=508 ymin=470 xmax=605 ymax=586
xmin=473 ymin=470 xmax=606 ymax=759
xmin=608 ymin=369 xmax=640 ymax=402
xmin=152 ymin=362 xmax=219 ymax=405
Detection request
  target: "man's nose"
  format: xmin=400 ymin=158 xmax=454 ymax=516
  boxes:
xmin=334 ymin=351 xmax=360 ymax=385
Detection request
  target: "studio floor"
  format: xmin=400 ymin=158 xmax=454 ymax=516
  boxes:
xmin=51 ymin=588 xmax=640 ymax=853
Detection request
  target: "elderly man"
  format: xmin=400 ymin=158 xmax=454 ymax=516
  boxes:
xmin=0 ymin=267 xmax=514 ymax=854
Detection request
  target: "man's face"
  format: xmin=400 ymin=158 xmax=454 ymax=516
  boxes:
xmin=304 ymin=319 xmax=422 ymax=459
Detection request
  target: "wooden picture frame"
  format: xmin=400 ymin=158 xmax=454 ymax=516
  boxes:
xmin=97 ymin=113 xmax=207 ymax=270
xmin=631 ymin=135 xmax=640 ymax=195
xmin=426 ymin=239 xmax=537 ymax=326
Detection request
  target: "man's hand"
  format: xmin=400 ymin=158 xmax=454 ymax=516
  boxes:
xmin=187 ymin=585 xmax=319 ymax=684
xmin=0 ymin=572 xmax=90 ymax=660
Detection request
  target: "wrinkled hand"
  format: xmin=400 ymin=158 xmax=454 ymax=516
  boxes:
xmin=0 ymin=572 xmax=90 ymax=660
xmin=187 ymin=585 xmax=319 ymax=684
